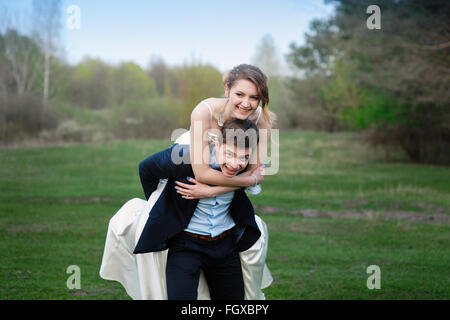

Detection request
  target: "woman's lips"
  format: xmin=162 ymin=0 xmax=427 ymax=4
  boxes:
xmin=236 ymin=105 xmax=251 ymax=115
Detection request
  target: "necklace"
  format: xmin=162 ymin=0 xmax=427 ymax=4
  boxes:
xmin=218 ymin=109 xmax=224 ymax=127
xmin=218 ymin=98 xmax=229 ymax=127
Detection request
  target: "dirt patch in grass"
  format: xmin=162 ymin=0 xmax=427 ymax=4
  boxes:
xmin=254 ymin=204 xmax=449 ymax=224
xmin=7 ymin=223 xmax=49 ymax=233
xmin=6 ymin=222 xmax=74 ymax=234
xmin=26 ymin=196 xmax=114 ymax=203
xmin=68 ymin=285 xmax=120 ymax=297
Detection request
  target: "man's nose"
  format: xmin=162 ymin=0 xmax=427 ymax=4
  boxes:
xmin=228 ymin=158 xmax=240 ymax=169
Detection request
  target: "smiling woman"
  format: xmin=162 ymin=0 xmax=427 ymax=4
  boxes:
xmin=189 ymin=64 xmax=276 ymax=191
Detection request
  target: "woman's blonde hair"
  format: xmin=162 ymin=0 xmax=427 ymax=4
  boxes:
xmin=222 ymin=64 xmax=276 ymax=126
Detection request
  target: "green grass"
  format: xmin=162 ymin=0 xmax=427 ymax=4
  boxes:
xmin=0 ymin=131 xmax=449 ymax=299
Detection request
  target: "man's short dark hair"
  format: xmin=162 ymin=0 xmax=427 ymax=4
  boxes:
xmin=220 ymin=119 xmax=259 ymax=150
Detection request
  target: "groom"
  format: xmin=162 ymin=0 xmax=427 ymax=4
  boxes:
xmin=134 ymin=119 xmax=262 ymax=300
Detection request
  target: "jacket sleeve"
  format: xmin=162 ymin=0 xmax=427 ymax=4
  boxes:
xmin=139 ymin=144 xmax=193 ymax=200
xmin=139 ymin=146 xmax=176 ymax=200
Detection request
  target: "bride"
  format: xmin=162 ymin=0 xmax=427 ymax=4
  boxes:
xmin=99 ymin=64 xmax=276 ymax=299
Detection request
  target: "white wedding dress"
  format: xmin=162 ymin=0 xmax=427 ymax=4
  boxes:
xmin=99 ymin=131 xmax=273 ymax=300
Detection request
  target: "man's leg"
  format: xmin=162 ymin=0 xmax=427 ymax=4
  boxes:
xmin=166 ymin=235 xmax=203 ymax=300
xmin=204 ymin=238 xmax=245 ymax=300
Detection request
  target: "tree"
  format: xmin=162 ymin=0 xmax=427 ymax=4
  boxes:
xmin=172 ymin=62 xmax=223 ymax=127
xmin=67 ymin=58 xmax=113 ymax=109
xmin=146 ymin=55 xmax=171 ymax=97
xmin=32 ymin=0 xmax=62 ymax=109
xmin=287 ymin=0 xmax=450 ymax=163
xmin=251 ymin=34 xmax=282 ymax=77
xmin=286 ymin=18 xmax=352 ymax=132
xmin=2 ymin=29 xmax=43 ymax=98
xmin=109 ymin=61 xmax=158 ymax=107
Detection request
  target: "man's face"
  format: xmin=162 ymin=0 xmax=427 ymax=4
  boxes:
xmin=215 ymin=142 xmax=251 ymax=177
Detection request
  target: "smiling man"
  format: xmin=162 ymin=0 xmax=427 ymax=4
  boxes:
xmin=134 ymin=119 xmax=261 ymax=300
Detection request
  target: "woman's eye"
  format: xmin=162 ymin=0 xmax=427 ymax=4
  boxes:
xmin=236 ymin=93 xmax=242 ymax=96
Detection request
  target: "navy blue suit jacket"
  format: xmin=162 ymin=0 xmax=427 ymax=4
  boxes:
xmin=133 ymin=144 xmax=261 ymax=254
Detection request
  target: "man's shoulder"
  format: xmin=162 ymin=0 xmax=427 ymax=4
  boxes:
xmin=171 ymin=143 xmax=192 ymax=165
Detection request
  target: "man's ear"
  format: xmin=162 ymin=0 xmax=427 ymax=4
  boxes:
xmin=214 ymin=139 xmax=219 ymax=150
xmin=214 ymin=140 xmax=222 ymax=163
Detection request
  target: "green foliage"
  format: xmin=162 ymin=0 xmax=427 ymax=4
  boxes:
xmin=287 ymin=18 xmax=337 ymax=75
xmin=342 ymin=90 xmax=405 ymax=129
xmin=287 ymin=0 xmax=450 ymax=163
xmin=68 ymin=59 xmax=110 ymax=109
xmin=109 ymin=96 xmax=183 ymax=139
xmin=109 ymin=62 xmax=158 ymax=106
xmin=171 ymin=63 xmax=223 ymax=127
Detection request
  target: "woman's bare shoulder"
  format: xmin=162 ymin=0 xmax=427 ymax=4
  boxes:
xmin=191 ymin=98 xmax=226 ymax=120
xmin=191 ymin=100 xmax=211 ymax=120
xmin=204 ymin=97 xmax=227 ymax=112
xmin=257 ymin=111 xmax=272 ymax=131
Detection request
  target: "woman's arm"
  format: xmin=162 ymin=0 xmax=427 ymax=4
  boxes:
xmin=174 ymin=178 xmax=238 ymax=199
xmin=174 ymin=169 xmax=263 ymax=199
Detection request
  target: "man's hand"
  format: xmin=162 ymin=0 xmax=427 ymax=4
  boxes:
xmin=174 ymin=177 xmax=213 ymax=199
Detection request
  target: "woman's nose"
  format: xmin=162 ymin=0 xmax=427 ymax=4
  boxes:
xmin=241 ymin=99 xmax=250 ymax=107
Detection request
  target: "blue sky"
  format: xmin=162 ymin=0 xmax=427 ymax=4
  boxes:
xmin=2 ymin=0 xmax=335 ymax=72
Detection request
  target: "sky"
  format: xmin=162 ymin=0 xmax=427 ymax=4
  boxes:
xmin=1 ymin=0 xmax=335 ymax=72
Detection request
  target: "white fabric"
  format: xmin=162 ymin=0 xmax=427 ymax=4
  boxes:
xmin=99 ymin=179 xmax=273 ymax=300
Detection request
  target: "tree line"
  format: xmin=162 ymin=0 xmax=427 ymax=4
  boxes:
xmin=0 ymin=27 xmax=224 ymax=143
xmin=0 ymin=0 xmax=448 ymax=164
xmin=285 ymin=0 xmax=449 ymax=164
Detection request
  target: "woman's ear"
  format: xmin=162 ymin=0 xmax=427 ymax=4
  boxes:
xmin=224 ymin=85 xmax=230 ymax=98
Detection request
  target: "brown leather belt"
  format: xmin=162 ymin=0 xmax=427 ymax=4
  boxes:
xmin=184 ymin=229 xmax=232 ymax=241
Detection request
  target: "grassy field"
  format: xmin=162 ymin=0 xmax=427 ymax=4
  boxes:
xmin=0 ymin=130 xmax=449 ymax=299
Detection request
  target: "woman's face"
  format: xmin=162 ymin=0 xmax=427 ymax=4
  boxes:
xmin=225 ymin=79 xmax=260 ymax=120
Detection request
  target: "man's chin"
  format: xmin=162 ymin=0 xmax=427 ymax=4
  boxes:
xmin=222 ymin=171 xmax=237 ymax=177
xmin=222 ymin=167 xmax=238 ymax=177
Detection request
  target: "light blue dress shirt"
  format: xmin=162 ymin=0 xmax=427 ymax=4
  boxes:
xmin=184 ymin=144 xmax=236 ymax=237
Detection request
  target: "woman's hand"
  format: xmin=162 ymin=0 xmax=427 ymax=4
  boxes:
xmin=175 ymin=177 xmax=214 ymax=199
xmin=250 ymin=164 xmax=265 ymax=185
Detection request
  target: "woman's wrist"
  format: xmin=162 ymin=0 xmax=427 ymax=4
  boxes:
xmin=250 ymin=174 xmax=258 ymax=187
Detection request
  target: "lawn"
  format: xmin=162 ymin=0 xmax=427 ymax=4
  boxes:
xmin=0 ymin=130 xmax=449 ymax=299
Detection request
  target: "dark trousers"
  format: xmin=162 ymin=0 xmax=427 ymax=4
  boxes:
xmin=166 ymin=231 xmax=244 ymax=300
